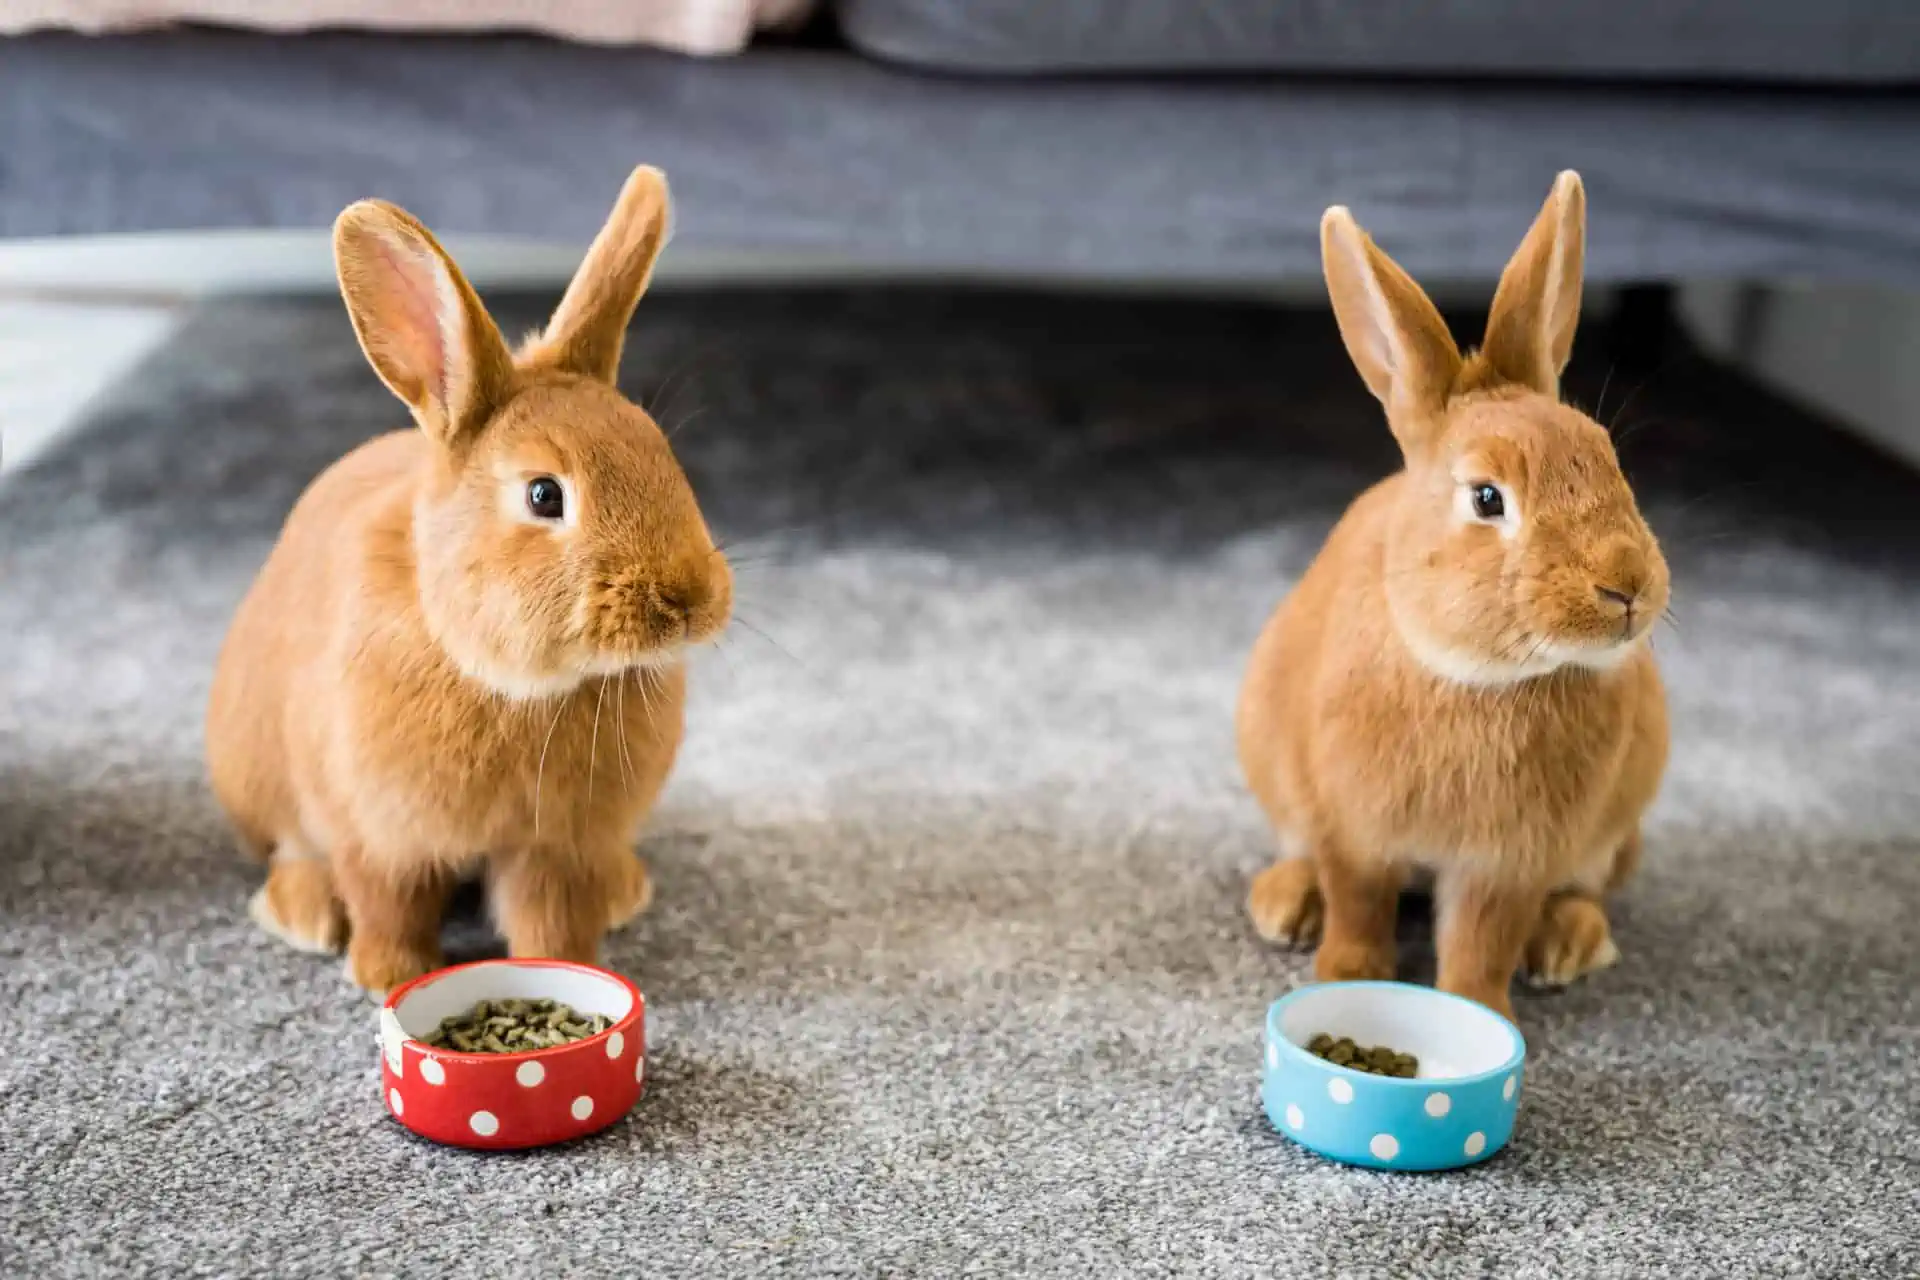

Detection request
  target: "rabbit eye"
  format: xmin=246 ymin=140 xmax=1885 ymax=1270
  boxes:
xmin=1470 ymin=483 xmax=1507 ymax=521
xmin=526 ymin=477 xmax=566 ymax=521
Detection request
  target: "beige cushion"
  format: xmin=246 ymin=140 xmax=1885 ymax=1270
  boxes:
xmin=0 ymin=0 xmax=814 ymax=54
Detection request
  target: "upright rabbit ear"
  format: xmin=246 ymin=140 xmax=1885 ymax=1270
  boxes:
xmin=525 ymin=166 xmax=673 ymax=384
xmin=1480 ymin=171 xmax=1586 ymax=397
xmin=1321 ymin=205 xmax=1462 ymax=455
xmin=334 ymin=200 xmax=515 ymax=449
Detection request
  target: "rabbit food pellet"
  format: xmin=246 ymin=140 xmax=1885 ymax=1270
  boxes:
xmin=420 ymin=998 xmax=612 ymax=1053
xmin=1307 ymin=1033 xmax=1418 ymax=1077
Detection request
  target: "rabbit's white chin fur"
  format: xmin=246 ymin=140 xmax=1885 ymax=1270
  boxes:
xmin=581 ymin=648 xmax=688 ymax=678
xmin=1562 ymin=637 xmax=1645 ymax=673
xmin=1400 ymin=624 xmax=1646 ymax=688
xmin=454 ymin=645 xmax=687 ymax=702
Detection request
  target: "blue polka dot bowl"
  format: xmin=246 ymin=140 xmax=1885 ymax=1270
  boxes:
xmin=1264 ymin=981 xmax=1525 ymax=1172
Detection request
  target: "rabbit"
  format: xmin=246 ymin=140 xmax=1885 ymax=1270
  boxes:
xmin=1236 ymin=172 xmax=1669 ymax=1021
xmin=205 ymin=166 xmax=732 ymax=993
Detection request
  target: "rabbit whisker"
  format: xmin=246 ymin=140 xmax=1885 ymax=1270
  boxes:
xmin=730 ymin=616 xmax=801 ymax=668
xmin=654 ymin=335 xmax=741 ymax=428
xmin=1605 ymin=361 xmax=1672 ymax=433
xmin=532 ymin=694 xmax=567 ymax=840
xmin=645 ymin=343 xmax=714 ymax=427
xmin=1609 ymin=415 xmax=1670 ymax=451
xmin=663 ymin=407 xmax=710 ymax=442
xmin=614 ymin=673 xmax=636 ymax=789
xmin=634 ymin=666 xmax=658 ymax=723
xmin=1660 ymin=479 xmax=1770 ymax=523
xmin=710 ymin=636 xmax=741 ymax=682
xmin=719 ymin=523 xmax=823 ymax=548
xmin=586 ymin=677 xmax=607 ymax=818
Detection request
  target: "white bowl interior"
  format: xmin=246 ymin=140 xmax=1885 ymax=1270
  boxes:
xmin=1277 ymin=985 xmax=1519 ymax=1080
xmin=392 ymin=962 xmax=635 ymax=1040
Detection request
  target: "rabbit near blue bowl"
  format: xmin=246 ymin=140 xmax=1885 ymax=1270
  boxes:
xmin=1264 ymin=981 xmax=1526 ymax=1172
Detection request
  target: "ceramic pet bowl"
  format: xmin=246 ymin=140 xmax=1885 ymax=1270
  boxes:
xmin=1263 ymin=981 xmax=1525 ymax=1171
xmin=379 ymin=958 xmax=646 ymax=1150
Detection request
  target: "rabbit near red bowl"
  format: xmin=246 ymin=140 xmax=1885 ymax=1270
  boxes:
xmin=379 ymin=959 xmax=645 ymax=1150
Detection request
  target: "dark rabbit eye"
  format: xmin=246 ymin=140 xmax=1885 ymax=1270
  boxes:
xmin=1471 ymin=484 xmax=1506 ymax=520
xmin=526 ymin=477 xmax=565 ymax=521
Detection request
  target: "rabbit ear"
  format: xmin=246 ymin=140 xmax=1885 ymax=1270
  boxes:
xmin=1321 ymin=205 xmax=1462 ymax=454
xmin=1480 ymin=171 xmax=1586 ymax=396
xmin=333 ymin=200 xmax=514 ymax=448
xmin=526 ymin=166 xmax=672 ymax=384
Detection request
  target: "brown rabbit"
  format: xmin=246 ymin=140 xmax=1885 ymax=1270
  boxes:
xmin=1237 ymin=172 xmax=1669 ymax=1021
xmin=206 ymin=167 xmax=731 ymax=993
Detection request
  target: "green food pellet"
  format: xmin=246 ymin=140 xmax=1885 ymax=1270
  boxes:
xmin=1306 ymin=1033 xmax=1419 ymax=1078
xmin=416 ymin=998 xmax=615 ymax=1054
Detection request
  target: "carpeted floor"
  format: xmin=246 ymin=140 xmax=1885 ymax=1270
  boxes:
xmin=2 ymin=288 xmax=1916 ymax=1278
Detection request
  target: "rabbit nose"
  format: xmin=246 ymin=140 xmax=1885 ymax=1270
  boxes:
xmin=650 ymin=570 xmax=720 ymax=633
xmin=1595 ymin=539 xmax=1649 ymax=604
xmin=645 ymin=583 xmax=697 ymax=635
xmin=1594 ymin=583 xmax=1641 ymax=639
xmin=655 ymin=584 xmax=694 ymax=616
xmin=1596 ymin=584 xmax=1635 ymax=612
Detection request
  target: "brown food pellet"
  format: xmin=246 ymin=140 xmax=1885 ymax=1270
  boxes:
xmin=419 ymin=998 xmax=614 ymax=1054
xmin=1306 ymin=1033 xmax=1419 ymax=1078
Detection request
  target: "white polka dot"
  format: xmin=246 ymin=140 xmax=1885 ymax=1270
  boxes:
xmin=570 ymin=1095 xmax=595 ymax=1121
xmin=418 ymin=1058 xmax=445 ymax=1087
xmin=1327 ymin=1078 xmax=1354 ymax=1104
xmin=1425 ymin=1091 xmax=1452 ymax=1118
xmin=1284 ymin=1104 xmax=1304 ymax=1131
xmin=1503 ymin=1074 xmax=1517 ymax=1101
xmin=1266 ymin=1042 xmax=1279 ymax=1070
xmin=635 ymin=1056 xmax=646 ymax=1085
xmin=1369 ymin=1133 xmax=1399 ymax=1162
xmin=388 ymin=1088 xmax=404 ymax=1116
xmin=515 ymin=1060 xmax=546 ymax=1088
xmin=469 ymin=1110 xmax=499 ymax=1137
xmin=379 ymin=1008 xmax=407 ymax=1076
xmin=1464 ymin=1131 xmax=1487 ymax=1157
xmin=607 ymin=1031 xmax=625 ymax=1060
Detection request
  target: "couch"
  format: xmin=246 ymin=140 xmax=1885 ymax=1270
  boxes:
xmin=1 ymin=2 xmax=1918 ymax=285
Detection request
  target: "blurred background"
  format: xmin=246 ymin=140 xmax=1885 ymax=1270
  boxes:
xmin=3 ymin=1 xmax=1919 ymax=469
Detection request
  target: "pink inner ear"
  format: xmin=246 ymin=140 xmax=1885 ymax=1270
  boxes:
xmin=367 ymin=234 xmax=450 ymax=409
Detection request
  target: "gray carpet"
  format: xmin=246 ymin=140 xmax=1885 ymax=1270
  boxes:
xmin=1 ymin=288 xmax=1916 ymax=1278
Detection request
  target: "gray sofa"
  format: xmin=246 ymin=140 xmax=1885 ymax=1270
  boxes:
xmin=2 ymin=2 xmax=1918 ymax=284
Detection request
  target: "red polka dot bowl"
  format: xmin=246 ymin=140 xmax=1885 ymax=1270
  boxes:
xmin=378 ymin=958 xmax=646 ymax=1150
